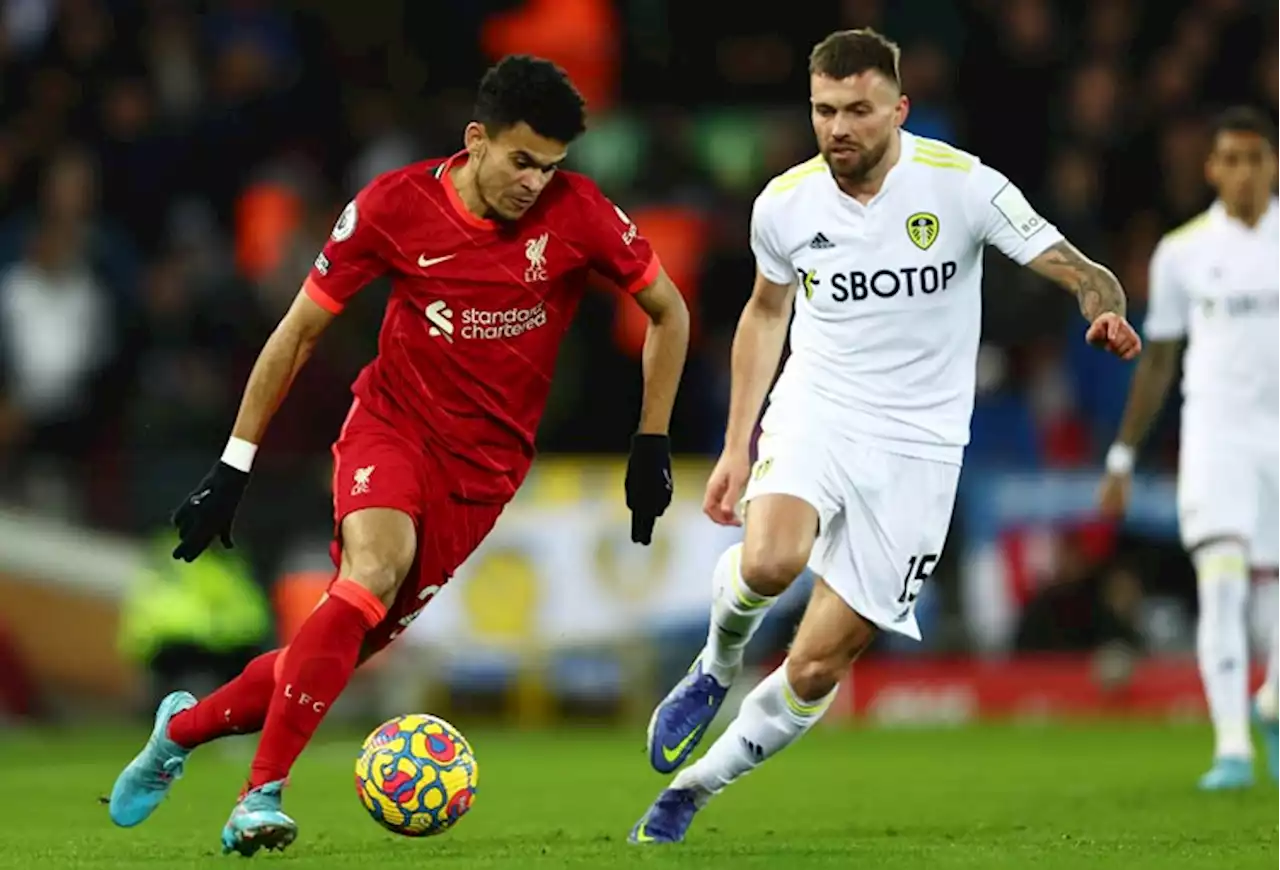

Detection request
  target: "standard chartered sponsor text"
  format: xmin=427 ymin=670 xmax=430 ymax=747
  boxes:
xmin=460 ymin=302 xmax=548 ymax=340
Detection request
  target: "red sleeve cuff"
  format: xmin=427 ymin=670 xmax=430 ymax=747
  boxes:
xmin=623 ymin=254 xmax=662 ymax=295
xmin=304 ymin=276 xmax=345 ymax=314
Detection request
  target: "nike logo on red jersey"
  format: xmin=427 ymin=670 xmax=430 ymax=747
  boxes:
xmin=418 ymin=254 xmax=456 ymax=269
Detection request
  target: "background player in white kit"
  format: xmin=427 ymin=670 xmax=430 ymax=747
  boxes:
xmin=1099 ymin=107 xmax=1279 ymax=791
xmin=630 ymin=29 xmax=1141 ymax=844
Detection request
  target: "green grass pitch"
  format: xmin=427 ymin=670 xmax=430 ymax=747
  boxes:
xmin=0 ymin=722 xmax=1274 ymax=868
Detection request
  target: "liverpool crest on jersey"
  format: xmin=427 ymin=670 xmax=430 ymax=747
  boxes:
xmin=524 ymin=233 xmax=549 ymax=282
xmin=906 ymin=212 xmax=939 ymax=251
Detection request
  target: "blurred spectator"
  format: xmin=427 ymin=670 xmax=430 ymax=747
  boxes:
xmin=1014 ymin=530 xmax=1144 ymax=654
xmin=143 ymin=2 xmax=204 ymax=121
xmin=1045 ymin=146 xmax=1106 ymax=257
xmin=1061 ymin=61 xmax=1124 ymax=150
xmin=899 ymin=40 xmax=956 ymax=141
xmin=0 ymin=222 xmax=113 ymax=509
xmin=1157 ymin=115 xmax=1214 ymax=224
xmin=1082 ymin=0 xmax=1137 ymax=61
xmin=0 ymin=145 xmax=137 ymax=513
xmin=345 ymin=90 xmax=420 ymax=195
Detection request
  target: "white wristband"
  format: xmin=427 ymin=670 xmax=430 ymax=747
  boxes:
xmin=221 ymin=437 xmax=258 ymax=473
xmin=1105 ymin=443 xmax=1134 ymax=475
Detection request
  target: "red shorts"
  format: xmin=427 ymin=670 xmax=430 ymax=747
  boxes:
xmin=329 ymin=399 xmax=505 ymax=654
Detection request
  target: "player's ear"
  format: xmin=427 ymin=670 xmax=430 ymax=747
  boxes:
xmin=463 ymin=122 xmax=488 ymax=159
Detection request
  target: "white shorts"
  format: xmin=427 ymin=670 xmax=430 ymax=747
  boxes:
xmin=1178 ymin=440 xmax=1279 ymax=566
xmin=742 ymin=432 xmax=960 ymax=640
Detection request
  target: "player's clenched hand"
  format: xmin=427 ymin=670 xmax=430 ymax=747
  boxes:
xmin=1086 ymin=312 xmax=1142 ymax=360
xmin=171 ymin=461 xmax=250 ymax=562
xmin=1097 ymin=471 xmax=1131 ymax=520
xmin=703 ymin=450 xmax=750 ymax=527
xmin=625 ymin=434 xmax=673 ymax=545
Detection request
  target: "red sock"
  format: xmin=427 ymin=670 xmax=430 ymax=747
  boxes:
xmin=167 ymin=650 xmax=282 ymax=749
xmin=247 ymin=580 xmax=385 ymax=789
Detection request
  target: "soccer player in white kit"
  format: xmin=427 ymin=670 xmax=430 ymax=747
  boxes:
xmin=1099 ymin=106 xmax=1279 ymax=791
xmin=629 ymin=28 xmax=1141 ymax=844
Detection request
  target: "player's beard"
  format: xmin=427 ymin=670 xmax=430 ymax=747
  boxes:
xmin=824 ymin=135 xmax=891 ymax=184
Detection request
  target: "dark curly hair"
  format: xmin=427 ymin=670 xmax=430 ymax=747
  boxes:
xmin=473 ymin=55 xmax=587 ymax=144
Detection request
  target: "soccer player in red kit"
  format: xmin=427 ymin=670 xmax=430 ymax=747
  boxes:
xmin=107 ymin=55 xmax=690 ymax=856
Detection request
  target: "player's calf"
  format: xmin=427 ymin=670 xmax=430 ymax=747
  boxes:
xmin=785 ymin=580 xmax=878 ymax=699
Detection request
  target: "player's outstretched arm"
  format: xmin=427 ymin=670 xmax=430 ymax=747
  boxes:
xmin=1026 ymin=240 xmax=1142 ymax=360
xmin=229 ymin=289 xmax=335 ymax=446
xmin=704 ymin=271 xmax=796 ymax=526
xmin=624 ymin=268 xmax=691 ymax=545
xmin=170 ymin=288 xmax=336 ymax=562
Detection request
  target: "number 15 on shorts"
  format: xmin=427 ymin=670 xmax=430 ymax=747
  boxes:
xmin=898 ymin=553 xmax=938 ymax=609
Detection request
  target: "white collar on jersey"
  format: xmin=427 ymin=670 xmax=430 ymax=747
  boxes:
xmin=1209 ymin=195 xmax=1278 ymax=232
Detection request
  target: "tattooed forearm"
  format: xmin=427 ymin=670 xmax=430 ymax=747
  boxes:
xmin=1027 ymin=241 xmax=1127 ymax=320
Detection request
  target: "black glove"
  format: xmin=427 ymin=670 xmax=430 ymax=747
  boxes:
xmin=171 ymin=461 xmax=250 ymax=562
xmin=625 ymin=433 xmax=673 ymax=545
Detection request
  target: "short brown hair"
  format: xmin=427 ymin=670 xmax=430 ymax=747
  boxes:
xmin=809 ymin=28 xmax=901 ymax=87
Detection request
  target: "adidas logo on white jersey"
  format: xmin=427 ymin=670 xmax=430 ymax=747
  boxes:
xmin=809 ymin=232 xmax=834 ymax=249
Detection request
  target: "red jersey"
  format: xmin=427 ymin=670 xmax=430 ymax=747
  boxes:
xmin=304 ymin=153 xmax=660 ymax=503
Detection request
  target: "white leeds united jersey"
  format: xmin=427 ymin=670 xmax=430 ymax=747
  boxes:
xmin=751 ymin=131 xmax=1063 ymax=464
xmin=1144 ymin=198 xmax=1280 ymax=446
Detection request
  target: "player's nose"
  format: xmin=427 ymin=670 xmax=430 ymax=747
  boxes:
xmin=829 ymin=114 xmax=855 ymax=138
xmin=521 ymin=170 xmax=551 ymax=193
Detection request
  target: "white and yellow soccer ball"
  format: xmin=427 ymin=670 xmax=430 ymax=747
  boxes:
xmin=354 ymin=713 xmax=479 ymax=836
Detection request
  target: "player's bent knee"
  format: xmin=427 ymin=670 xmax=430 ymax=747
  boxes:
xmin=740 ymin=494 xmax=819 ymax=596
xmin=339 ymin=508 xmax=418 ymax=605
xmin=740 ymin=547 xmax=809 ymax=597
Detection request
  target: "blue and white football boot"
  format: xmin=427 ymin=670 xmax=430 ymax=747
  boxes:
xmin=1197 ymin=756 xmax=1255 ymax=791
xmin=108 ymin=690 xmax=197 ymax=827
xmin=628 ymin=787 xmax=707 ymax=845
xmin=221 ymin=780 xmax=297 ymax=856
xmin=646 ymin=655 xmax=732 ymax=774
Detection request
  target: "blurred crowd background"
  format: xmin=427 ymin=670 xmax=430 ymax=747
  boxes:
xmin=0 ymin=0 xmax=1275 ymax=720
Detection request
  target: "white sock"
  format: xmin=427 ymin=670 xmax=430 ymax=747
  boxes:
xmin=1194 ymin=541 xmax=1252 ymax=758
xmin=703 ymin=543 xmax=777 ymax=685
xmin=672 ymin=662 xmax=835 ymax=796
xmin=1253 ymin=579 xmax=1279 ymax=721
